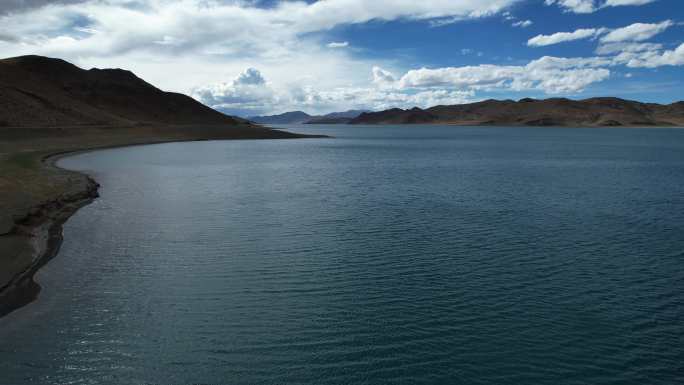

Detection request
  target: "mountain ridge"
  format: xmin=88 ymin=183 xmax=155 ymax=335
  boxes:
xmin=249 ymin=109 xmax=368 ymax=125
xmin=349 ymin=97 xmax=684 ymax=127
xmin=0 ymin=55 xmax=245 ymax=127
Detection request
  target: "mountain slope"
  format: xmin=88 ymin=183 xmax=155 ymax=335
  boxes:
xmin=350 ymin=98 xmax=684 ymax=127
xmin=250 ymin=109 xmax=368 ymax=124
xmin=0 ymin=55 xmax=242 ymax=127
xmin=249 ymin=111 xmax=312 ymax=124
xmin=305 ymin=110 xmax=369 ymax=124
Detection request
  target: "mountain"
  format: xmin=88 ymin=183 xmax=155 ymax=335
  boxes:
xmin=305 ymin=110 xmax=369 ymax=124
xmin=0 ymin=55 xmax=244 ymax=127
xmin=249 ymin=111 xmax=313 ymax=124
xmin=250 ymin=109 xmax=368 ymax=124
xmin=349 ymin=98 xmax=684 ymax=127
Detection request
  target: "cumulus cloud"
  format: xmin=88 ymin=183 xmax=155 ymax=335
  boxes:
xmin=545 ymin=0 xmax=597 ymax=13
xmin=372 ymin=66 xmax=396 ymax=87
xmin=621 ymin=42 xmax=684 ymax=68
xmin=396 ymin=56 xmax=611 ymax=94
xmin=192 ymin=66 xmax=475 ymax=116
xmin=193 ymin=55 xmax=617 ymax=116
xmin=234 ymin=68 xmax=266 ymax=86
xmin=545 ymin=0 xmax=658 ymax=13
xmin=191 ymin=68 xmax=275 ymax=116
xmin=528 ymin=28 xmax=606 ymax=47
xmin=327 ymin=41 xmax=349 ymax=48
xmin=600 ymin=20 xmax=673 ymax=43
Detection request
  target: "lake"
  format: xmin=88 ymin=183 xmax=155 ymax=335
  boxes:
xmin=1 ymin=125 xmax=683 ymax=384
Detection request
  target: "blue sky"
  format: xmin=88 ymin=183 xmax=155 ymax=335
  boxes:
xmin=0 ymin=0 xmax=682 ymax=116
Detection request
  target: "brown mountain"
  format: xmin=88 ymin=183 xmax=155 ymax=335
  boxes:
xmin=350 ymin=98 xmax=684 ymax=127
xmin=0 ymin=55 xmax=244 ymax=127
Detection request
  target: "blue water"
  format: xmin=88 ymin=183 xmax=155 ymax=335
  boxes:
xmin=1 ymin=125 xmax=683 ymax=384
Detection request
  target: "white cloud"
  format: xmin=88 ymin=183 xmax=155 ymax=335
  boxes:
xmin=529 ymin=19 xmax=675 ymax=48
xmin=327 ymin=41 xmax=349 ymax=48
xmin=372 ymin=66 xmax=396 ymax=87
xmin=192 ymin=66 xmax=475 ymax=115
xmin=528 ymin=28 xmax=606 ymax=47
xmin=603 ymin=0 xmax=657 ymax=6
xmin=397 ymin=56 xmax=611 ymax=94
xmin=595 ymin=41 xmax=662 ymax=55
xmin=545 ymin=0 xmax=658 ymax=13
xmin=545 ymin=0 xmax=597 ymax=13
xmin=0 ymin=0 xmax=522 ymax=94
xmin=191 ymin=67 xmax=274 ymax=116
xmin=600 ymin=20 xmax=673 ymax=43
xmin=234 ymin=68 xmax=266 ymax=86
xmin=512 ymin=20 xmax=533 ymax=28
xmin=622 ymin=42 xmax=684 ymax=68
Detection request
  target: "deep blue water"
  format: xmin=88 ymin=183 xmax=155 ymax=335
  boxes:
xmin=1 ymin=125 xmax=683 ymax=384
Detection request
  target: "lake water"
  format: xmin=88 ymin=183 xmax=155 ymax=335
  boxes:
xmin=1 ymin=125 xmax=683 ymax=384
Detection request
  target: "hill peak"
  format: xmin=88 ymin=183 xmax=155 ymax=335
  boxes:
xmin=0 ymin=55 xmax=240 ymax=127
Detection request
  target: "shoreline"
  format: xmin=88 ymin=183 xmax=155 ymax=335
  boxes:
xmin=0 ymin=127 xmax=327 ymax=318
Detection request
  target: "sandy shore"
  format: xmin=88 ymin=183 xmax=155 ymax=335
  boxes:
xmin=0 ymin=123 xmax=324 ymax=317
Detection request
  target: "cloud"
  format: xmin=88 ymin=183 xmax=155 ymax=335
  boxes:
xmin=327 ymin=41 xmax=349 ymax=48
xmin=0 ymin=0 xmax=522 ymax=58
xmin=602 ymin=0 xmax=657 ymax=6
xmin=191 ymin=67 xmax=275 ymax=116
xmin=528 ymin=28 xmax=606 ymax=47
xmin=192 ymin=66 xmax=475 ymax=116
xmin=0 ymin=33 xmax=19 ymax=42
xmin=397 ymin=56 xmax=611 ymax=94
xmin=621 ymin=42 xmax=684 ymax=68
xmin=235 ymin=68 xmax=266 ymax=86
xmin=600 ymin=20 xmax=674 ymax=43
xmin=595 ymin=41 xmax=662 ymax=55
xmin=193 ymin=54 xmax=617 ymax=116
xmin=545 ymin=0 xmax=597 ymax=13
xmin=512 ymin=20 xmax=533 ymax=28
xmin=372 ymin=66 xmax=396 ymax=86
xmin=545 ymin=0 xmax=658 ymax=13
xmin=0 ymin=0 xmax=87 ymax=14
xmin=529 ymin=19 xmax=674 ymax=48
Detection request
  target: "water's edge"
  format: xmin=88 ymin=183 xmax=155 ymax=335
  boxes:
xmin=0 ymin=151 xmax=99 ymax=318
xmin=0 ymin=135 xmax=318 ymax=318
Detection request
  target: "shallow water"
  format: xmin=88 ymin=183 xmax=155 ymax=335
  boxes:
xmin=1 ymin=125 xmax=683 ymax=384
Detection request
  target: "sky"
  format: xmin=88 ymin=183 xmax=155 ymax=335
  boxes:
xmin=0 ymin=0 xmax=683 ymax=117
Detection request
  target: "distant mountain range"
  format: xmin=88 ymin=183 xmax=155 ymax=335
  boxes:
xmin=0 ymin=55 xmax=246 ymax=127
xmin=350 ymin=98 xmax=684 ymax=127
xmin=249 ymin=110 xmax=369 ymax=125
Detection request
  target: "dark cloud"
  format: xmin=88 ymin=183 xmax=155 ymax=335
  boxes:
xmin=0 ymin=33 xmax=19 ymax=42
xmin=0 ymin=0 xmax=151 ymax=14
xmin=0 ymin=0 xmax=87 ymax=14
